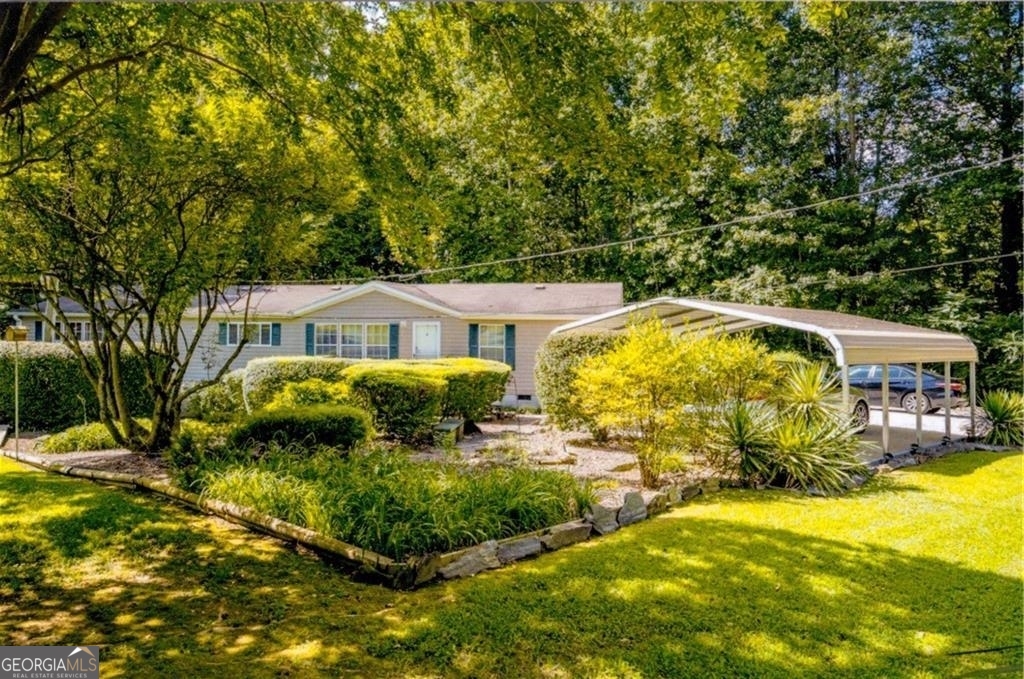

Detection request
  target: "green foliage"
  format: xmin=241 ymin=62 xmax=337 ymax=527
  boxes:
xmin=345 ymin=370 xmax=446 ymax=444
xmin=572 ymin=320 xmax=780 ymax=487
xmin=227 ymin=405 xmax=373 ymax=454
xmin=708 ymin=364 xmax=867 ymax=494
xmin=264 ymin=378 xmax=351 ymax=412
xmin=980 ymin=391 xmax=1024 ymax=447
xmin=39 ymin=422 xmax=120 ymax=454
xmin=182 ymin=369 xmax=246 ymax=423
xmin=0 ymin=341 xmax=152 ymax=431
xmin=199 ymin=446 xmax=594 ymax=559
xmin=535 ymin=331 xmax=618 ymax=432
xmin=344 ymin=358 xmax=510 ymax=422
xmin=1 ymin=451 xmax=1020 ymax=677
xmin=242 ymin=357 xmax=354 ymax=412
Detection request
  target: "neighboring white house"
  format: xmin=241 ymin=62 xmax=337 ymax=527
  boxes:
xmin=16 ymin=281 xmax=624 ymax=406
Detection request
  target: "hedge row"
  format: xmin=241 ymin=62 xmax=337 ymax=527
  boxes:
xmin=0 ymin=342 xmax=153 ymax=430
xmin=227 ymin=405 xmax=373 ymax=453
xmin=242 ymin=356 xmax=354 ymax=412
xmin=191 ymin=356 xmax=510 ymax=444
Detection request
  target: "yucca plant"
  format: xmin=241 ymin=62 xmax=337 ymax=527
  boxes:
xmin=766 ymin=414 xmax=866 ymax=494
xmin=773 ymin=362 xmax=848 ymax=425
xmin=707 ymin=401 xmax=774 ymax=481
xmin=980 ymin=391 xmax=1024 ymax=447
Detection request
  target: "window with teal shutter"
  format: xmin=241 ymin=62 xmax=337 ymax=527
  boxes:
xmin=271 ymin=323 xmax=281 ymax=346
xmin=468 ymin=323 xmax=479 ymax=358
xmin=504 ymin=324 xmax=516 ymax=369
xmin=389 ymin=323 xmax=399 ymax=359
xmin=305 ymin=323 xmax=314 ymax=355
xmin=218 ymin=322 xmax=228 ymax=345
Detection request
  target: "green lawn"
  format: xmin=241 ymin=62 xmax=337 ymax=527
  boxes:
xmin=1 ymin=452 xmax=1020 ymax=678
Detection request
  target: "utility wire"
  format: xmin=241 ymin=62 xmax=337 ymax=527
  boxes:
xmin=371 ymin=153 xmax=1022 ymax=282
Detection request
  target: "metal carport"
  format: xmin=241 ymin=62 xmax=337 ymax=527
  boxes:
xmin=551 ymin=297 xmax=979 ymax=454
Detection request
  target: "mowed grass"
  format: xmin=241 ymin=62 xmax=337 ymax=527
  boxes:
xmin=0 ymin=451 xmax=1020 ymax=678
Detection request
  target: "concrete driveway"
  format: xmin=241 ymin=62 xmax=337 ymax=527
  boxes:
xmin=857 ymin=407 xmax=974 ymax=460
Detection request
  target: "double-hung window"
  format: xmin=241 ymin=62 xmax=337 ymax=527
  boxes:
xmin=220 ymin=322 xmax=279 ymax=347
xmin=311 ymin=322 xmax=395 ymax=359
xmin=54 ymin=321 xmax=95 ymax=342
xmin=478 ymin=324 xmax=506 ymax=362
xmin=314 ymin=323 xmax=339 ymax=356
xmin=469 ymin=323 xmax=515 ymax=368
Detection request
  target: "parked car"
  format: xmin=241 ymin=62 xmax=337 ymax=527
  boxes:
xmin=849 ymin=387 xmax=871 ymax=431
xmin=842 ymin=364 xmax=964 ymax=413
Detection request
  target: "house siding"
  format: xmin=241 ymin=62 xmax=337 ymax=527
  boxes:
xmin=21 ymin=285 xmax=623 ymax=409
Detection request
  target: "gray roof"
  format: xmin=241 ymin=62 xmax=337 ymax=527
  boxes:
xmin=14 ymin=282 xmax=624 ymax=320
xmin=215 ymin=281 xmax=625 ymax=318
xmin=553 ymin=297 xmax=978 ymax=365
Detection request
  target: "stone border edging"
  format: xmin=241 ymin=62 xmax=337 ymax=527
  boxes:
xmin=0 ymin=446 xmax=730 ymax=588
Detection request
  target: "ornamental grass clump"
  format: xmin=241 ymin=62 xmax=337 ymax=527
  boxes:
xmin=196 ymin=447 xmax=594 ymax=560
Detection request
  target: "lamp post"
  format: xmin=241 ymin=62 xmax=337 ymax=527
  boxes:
xmin=5 ymin=324 xmax=26 ymax=456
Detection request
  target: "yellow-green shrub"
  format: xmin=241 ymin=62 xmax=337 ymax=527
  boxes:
xmin=264 ymin=378 xmax=351 ymax=412
xmin=535 ymin=331 xmax=618 ymax=433
xmin=346 ymin=369 xmax=446 ymax=443
xmin=242 ymin=357 xmax=353 ymax=412
xmin=573 ymin=319 xmax=780 ymax=488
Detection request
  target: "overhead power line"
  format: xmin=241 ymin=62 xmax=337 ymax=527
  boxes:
xmin=373 ymin=153 xmax=1023 ymax=282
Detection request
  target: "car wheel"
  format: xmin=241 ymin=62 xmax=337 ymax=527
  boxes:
xmin=900 ymin=392 xmax=932 ymax=414
xmin=852 ymin=400 xmax=870 ymax=430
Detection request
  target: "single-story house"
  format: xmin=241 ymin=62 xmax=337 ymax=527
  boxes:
xmin=14 ymin=281 xmax=623 ymax=406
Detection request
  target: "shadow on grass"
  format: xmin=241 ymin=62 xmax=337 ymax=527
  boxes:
xmin=0 ymin=458 xmax=1020 ymax=678
xmin=380 ymin=516 xmax=1022 ymax=678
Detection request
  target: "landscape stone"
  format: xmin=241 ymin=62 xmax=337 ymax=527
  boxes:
xmin=664 ymin=485 xmax=682 ymax=504
xmin=617 ymin=491 xmax=647 ymax=526
xmin=540 ymin=520 xmax=592 ymax=550
xmin=586 ymin=503 xmax=620 ymax=535
xmin=680 ymin=484 xmax=701 ymax=501
xmin=645 ymin=492 xmax=668 ymax=516
xmin=439 ymin=540 xmax=500 ymax=579
xmin=497 ymin=536 xmax=543 ymax=564
xmin=700 ymin=478 xmax=721 ymax=493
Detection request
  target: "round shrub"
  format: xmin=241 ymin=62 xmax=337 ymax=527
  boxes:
xmin=535 ymin=331 xmax=617 ymax=431
xmin=227 ymin=405 xmax=373 ymax=454
xmin=241 ymin=357 xmax=353 ymax=412
xmin=345 ymin=358 xmax=510 ymax=423
xmin=345 ymin=369 xmax=446 ymax=443
xmin=182 ymin=369 xmax=246 ymax=422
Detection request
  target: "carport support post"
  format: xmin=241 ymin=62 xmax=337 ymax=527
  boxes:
xmin=840 ymin=364 xmax=850 ymax=410
xmin=881 ymin=363 xmax=890 ymax=455
xmin=943 ymin=361 xmax=952 ymax=441
xmin=915 ymin=362 xmax=923 ymax=448
xmin=969 ymin=362 xmax=977 ymax=438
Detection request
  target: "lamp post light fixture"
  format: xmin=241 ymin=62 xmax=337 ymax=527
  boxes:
xmin=4 ymin=324 xmax=27 ymax=456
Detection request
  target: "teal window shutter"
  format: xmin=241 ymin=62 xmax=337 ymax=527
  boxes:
xmin=468 ymin=323 xmax=479 ymax=358
xmin=218 ymin=322 xmax=227 ymax=345
xmin=305 ymin=323 xmax=314 ymax=356
xmin=504 ymin=324 xmax=516 ymax=368
xmin=388 ymin=323 xmax=399 ymax=359
xmin=271 ymin=323 xmax=282 ymax=346
xmin=33 ymin=321 xmax=42 ymax=341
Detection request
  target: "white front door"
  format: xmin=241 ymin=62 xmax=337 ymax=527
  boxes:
xmin=413 ymin=322 xmax=441 ymax=359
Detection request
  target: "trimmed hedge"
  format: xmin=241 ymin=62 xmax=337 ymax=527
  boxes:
xmin=0 ymin=341 xmax=153 ymax=431
xmin=227 ymin=405 xmax=373 ymax=453
xmin=242 ymin=356 xmax=353 ymax=412
xmin=535 ymin=331 xmax=617 ymax=431
xmin=264 ymin=378 xmax=350 ymax=412
xmin=346 ymin=370 xmax=446 ymax=443
xmin=344 ymin=358 xmax=510 ymax=422
xmin=182 ymin=369 xmax=246 ymax=422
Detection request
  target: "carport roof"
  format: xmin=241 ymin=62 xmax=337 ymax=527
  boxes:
xmin=551 ymin=297 xmax=978 ymax=366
